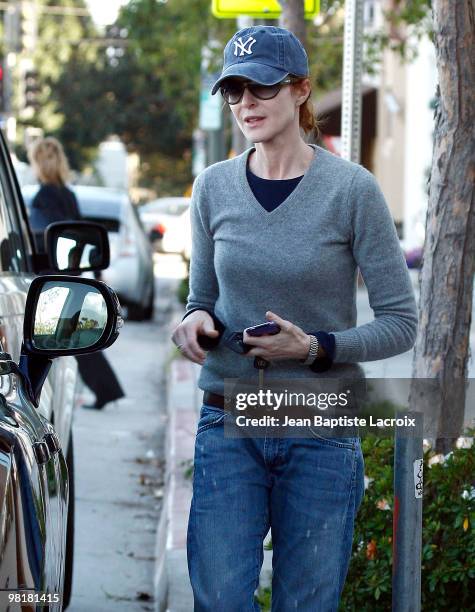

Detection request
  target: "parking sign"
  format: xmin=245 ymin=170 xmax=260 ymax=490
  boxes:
xmin=211 ymin=0 xmax=320 ymax=19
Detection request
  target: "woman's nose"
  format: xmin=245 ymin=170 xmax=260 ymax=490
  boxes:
xmin=240 ymin=86 xmax=257 ymax=107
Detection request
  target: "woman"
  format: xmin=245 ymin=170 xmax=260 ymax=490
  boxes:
xmin=172 ymin=26 xmax=417 ymax=611
xmin=28 ymin=137 xmax=125 ymax=411
xmin=28 ymin=137 xmax=81 ymax=251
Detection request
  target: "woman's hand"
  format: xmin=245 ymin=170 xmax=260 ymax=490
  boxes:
xmin=243 ymin=311 xmax=312 ymax=361
xmin=171 ymin=310 xmax=219 ymax=365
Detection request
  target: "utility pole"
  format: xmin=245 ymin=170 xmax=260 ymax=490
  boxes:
xmin=340 ymin=1 xmax=422 ymax=609
xmin=340 ymin=0 xmax=364 ymax=163
xmin=392 ymin=412 xmax=423 ymax=611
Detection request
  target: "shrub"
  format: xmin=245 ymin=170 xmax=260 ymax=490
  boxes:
xmin=256 ymin=431 xmax=475 ymax=610
xmin=341 ymin=432 xmax=474 ymax=610
xmin=177 ymin=276 xmax=189 ymax=305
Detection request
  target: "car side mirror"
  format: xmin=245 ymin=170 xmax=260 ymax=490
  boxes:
xmin=45 ymin=221 xmax=110 ymax=273
xmin=23 ymin=275 xmax=123 ymax=357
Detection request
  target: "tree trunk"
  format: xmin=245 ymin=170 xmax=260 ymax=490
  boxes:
xmin=278 ymin=0 xmax=306 ymax=47
xmin=409 ymin=0 xmax=475 ymax=454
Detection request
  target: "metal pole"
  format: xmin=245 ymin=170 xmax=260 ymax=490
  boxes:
xmin=340 ymin=2 xmax=423 ymax=607
xmin=393 ymin=412 xmax=423 ymax=611
xmin=340 ymin=0 xmax=364 ymax=163
xmin=207 ymin=128 xmax=225 ymax=166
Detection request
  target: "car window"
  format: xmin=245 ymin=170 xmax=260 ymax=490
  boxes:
xmin=81 ymin=216 xmax=120 ymax=233
xmin=76 ymin=194 xmax=122 ymax=221
xmin=170 ymin=202 xmax=189 ymax=215
xmin=141 ymin=200 xmax=189 ymax=216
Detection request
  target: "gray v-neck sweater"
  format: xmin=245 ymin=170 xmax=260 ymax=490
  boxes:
xmin=186 ymin=144 xmax=417 ymax=394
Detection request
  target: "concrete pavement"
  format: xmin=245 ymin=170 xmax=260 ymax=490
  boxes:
xmin=68 ymin=261 xmax=179 ymax=611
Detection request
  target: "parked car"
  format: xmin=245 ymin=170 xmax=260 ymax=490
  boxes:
xmin=138 ymin=196 xmax=190 ymax=256
xmin=0 ymin=128 xmax=122 ymax=610
xmin=22 ymin=185 xmax=155 ymax=321
xmin=160 ymin=204 xmax=192 ymax=260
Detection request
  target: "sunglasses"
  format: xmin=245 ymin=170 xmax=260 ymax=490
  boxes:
xmin=220 ymin=77 xmax=299 ymax=105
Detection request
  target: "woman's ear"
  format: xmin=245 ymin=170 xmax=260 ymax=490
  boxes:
xmin=294 ymin=78 xmax=312 ymax=106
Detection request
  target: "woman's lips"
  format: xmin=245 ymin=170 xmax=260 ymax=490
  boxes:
xmin=244 ymin=116 xmax=265 ymax=127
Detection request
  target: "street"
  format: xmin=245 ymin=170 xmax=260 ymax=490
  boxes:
xmin=67 ymin=254 xmax=185 ymax=611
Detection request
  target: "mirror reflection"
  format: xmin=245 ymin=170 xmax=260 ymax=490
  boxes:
xmin=34 ymin=281 xmax=108 ymax=350
xmin=54 ymin=227 xmax=105 ymax=271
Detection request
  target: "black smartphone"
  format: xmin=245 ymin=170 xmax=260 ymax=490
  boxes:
xmin=245 ymin=322 xmax=281 ymax=337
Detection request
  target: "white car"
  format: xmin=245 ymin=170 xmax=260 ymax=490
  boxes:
xmin=139 ymin=196 xmax=190 ymax=256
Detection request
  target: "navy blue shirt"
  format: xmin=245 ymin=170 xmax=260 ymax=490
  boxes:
xmin=246 ymin=165 xmax=303 ymax=212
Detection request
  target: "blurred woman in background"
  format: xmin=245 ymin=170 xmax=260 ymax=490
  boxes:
xmin=28 ymin=137 xmax=124 ymax=410
xmin=28 ymin=137 xmax=80 ymax=251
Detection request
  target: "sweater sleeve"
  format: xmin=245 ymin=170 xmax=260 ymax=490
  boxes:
xmin=185 ymin=171 xmax=220 ymax=316
xmin=330 ymin=167 xmax=418 ymax=363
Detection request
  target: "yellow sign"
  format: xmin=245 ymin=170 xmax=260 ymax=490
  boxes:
xmin=212 ymin=0 xmax=320 ymax=19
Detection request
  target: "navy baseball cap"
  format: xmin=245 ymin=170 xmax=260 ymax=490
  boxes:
xmin=211 ymin=25 xmax=309 ymax=95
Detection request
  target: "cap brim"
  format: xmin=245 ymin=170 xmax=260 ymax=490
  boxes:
xmin=211 ymin=63 xmax=288 ymax=95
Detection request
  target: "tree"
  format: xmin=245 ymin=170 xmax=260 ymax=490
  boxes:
xmin=278 ymin=0 xmax=306 ymax=45
xmin=49 ymin=49 xmax=113 ymax=169
xmin=114 ymin=0 xmax=233 ymax=150
xmin=364 ymin=0 xmax=432 ymax=69
xmin=409 ymin=0 xmax=475 ymax=453
xmin=32 ymin=0 xmax=98 ymax=133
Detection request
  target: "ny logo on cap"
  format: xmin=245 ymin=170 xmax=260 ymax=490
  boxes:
xmin=233 ymin=36 xmax=256 ymax=57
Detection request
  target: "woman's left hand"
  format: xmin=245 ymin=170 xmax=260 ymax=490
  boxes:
xmin=242 ymin=311 xmax=310 ymax=361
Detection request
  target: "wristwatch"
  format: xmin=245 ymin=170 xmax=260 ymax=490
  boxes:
xmin=300 ymin=334 xmax=319 ymax=365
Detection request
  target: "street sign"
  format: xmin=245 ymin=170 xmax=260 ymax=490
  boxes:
xmin=199 ymin=74 xmax=222 ymax=131
xmin=212 ymin=0 xmax=320 ymax=19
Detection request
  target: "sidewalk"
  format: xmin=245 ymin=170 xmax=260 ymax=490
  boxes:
xmin=154 ymin=357 xmax=199 ymax=611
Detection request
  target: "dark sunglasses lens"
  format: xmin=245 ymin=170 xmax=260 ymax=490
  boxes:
xmin=221 ymin=82 xmax=244 ymax=104
xmin=249 ymin=84 xmax=281 ymax=99
xmin=220 ymin=81 xmax=283 ymax=104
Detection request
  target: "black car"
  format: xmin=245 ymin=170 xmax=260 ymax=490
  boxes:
xmin=0 ymin=129 xmax=122 ymax=610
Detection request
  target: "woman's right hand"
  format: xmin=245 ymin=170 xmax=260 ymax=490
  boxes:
xmin=171 ymin=310 xmax=219 ymax=365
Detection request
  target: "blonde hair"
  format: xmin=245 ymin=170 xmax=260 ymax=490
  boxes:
xmin=292 ymin=78 xmax=320 ymax=139
xmin=28 ymin=137 xmax=70 ymax=186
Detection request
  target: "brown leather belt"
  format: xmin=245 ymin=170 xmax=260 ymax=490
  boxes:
xmin=203 ymin=391 xmax=227 ymax=409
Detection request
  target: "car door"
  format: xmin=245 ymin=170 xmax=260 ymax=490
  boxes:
xmin=0 ymin=376 xmax=68 ymax=609
xmin=0 ymin=132 xmax=77 ymax=452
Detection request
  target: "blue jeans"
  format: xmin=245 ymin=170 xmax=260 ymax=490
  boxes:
xmin=187 ymin=405 xmax=365 ymax=611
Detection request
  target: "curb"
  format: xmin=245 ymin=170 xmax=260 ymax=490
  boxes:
xmin=154 ymin=358 xmax=202 ymax=612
